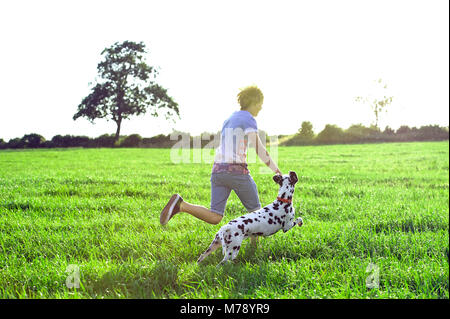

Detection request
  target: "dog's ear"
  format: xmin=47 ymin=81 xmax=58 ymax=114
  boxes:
xmin=273 ymin=174 xmax=283 ymax=186
xmin=289 ymin=171 xmax=298 ymax=185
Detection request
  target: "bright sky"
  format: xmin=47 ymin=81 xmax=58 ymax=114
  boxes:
xmin=0 ymin=0 xmax=448 ymax=141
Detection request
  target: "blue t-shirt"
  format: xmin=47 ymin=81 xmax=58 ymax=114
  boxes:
xmin=214 ymin=110 xmax=258 ymax=165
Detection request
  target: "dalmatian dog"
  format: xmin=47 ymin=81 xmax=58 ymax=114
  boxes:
xmin=197 ymin=171 xmax=303 ymax=266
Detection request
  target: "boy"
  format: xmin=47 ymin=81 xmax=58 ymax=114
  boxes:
xmin=160 ymin=85 xmax=281 ymax=226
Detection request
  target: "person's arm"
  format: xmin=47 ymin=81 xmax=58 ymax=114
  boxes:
xmin=247 ymin=131 xmax=281 ymax=175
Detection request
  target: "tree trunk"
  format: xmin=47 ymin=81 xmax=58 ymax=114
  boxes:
xmin=114 ymin=117 xmax=122 ymax=146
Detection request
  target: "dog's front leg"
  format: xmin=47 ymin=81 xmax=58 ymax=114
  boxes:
xmin=293 ymin=217 xmax=303 ymax=227
xmin=283 ymin=216 xmax=303 ymax=233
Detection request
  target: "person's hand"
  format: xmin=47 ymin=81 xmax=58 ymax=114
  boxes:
xmin=275 ymin=168 xmax=282 ymax=175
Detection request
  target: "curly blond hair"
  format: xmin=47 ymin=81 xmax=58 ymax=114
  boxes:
xmin=237 ymin=85 xmax=264 ymax=110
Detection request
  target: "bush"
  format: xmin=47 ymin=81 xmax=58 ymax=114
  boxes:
xmin=120 ymin=134 xmax=142 ymax=147
xmin=51 ymin=135 xmax=67 ymax=147
xmin=21 ymin=133 xmax=46 ymax=148
xmin=70 ymin=135 xmax=91 ymax=147
xmin=51 ymin=135 xmax=91 ymax=148
xmin=0 ymin=138 xmax=7 ymax=149
xmin=92 ymin=134 xmax=115 ymax=148
xmin=393 ymin=125 xmax=449 ymax=142
xmin=316 ymin=124 xmax=345 ymax=144
xmin=40 ymin=140 xmax=55 ymax=148
xmin=142 ymin=134 xmax=175 ymax=148
xmin=396 ymin=125 xmax=411 ymax=135
xmin=383 ymin=126 xmax=395 ymax=135
xmin=344 ymin=124 xmax=381 ymax=143
xmin=417 ymin=125 xmax=449 ymax=141
xmin=145 ymin=134 xmax=168 ymax=144
xmin=282 ymin=134 xmax=315 ymax=146
xmin=7 ymin=138 xmax=25 ymax=149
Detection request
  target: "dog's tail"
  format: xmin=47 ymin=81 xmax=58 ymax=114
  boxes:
xmin=197 ymin=233 xmax=221 ymax=264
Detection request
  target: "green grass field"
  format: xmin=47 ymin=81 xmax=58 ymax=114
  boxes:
xmin=0 ymin=141 xmax=448 ymax=299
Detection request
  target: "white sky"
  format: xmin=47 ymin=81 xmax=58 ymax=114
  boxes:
xmin=0 ymin=0 xmax=448 ymax=140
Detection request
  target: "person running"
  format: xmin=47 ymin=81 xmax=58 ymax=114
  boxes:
xmin=160 ymin=85 xmax=281 ymax=226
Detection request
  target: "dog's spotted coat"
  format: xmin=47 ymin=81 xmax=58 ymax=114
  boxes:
xmin=197 ymin=171 xmax=303 ymax=266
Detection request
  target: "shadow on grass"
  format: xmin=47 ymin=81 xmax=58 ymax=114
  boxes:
xmin=83 ymin=246 xmax=304 ymax=298
xmin=86 ymin=260 xmax=182 ymax=298
xmin=193 ymin=259 xmax=301 ymax=298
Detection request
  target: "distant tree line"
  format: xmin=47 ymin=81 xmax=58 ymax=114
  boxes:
xmin=0 ymin=132 xmax=221 ymax=149
xmin=281 ymin=122 xmax=449 ymax=146
xmin=0 ymin=124 xmax=447 ymax=150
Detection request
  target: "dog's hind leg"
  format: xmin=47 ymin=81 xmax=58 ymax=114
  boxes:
xmin=197 ymin=234 xmax=221 ymax=264
xmin=217 ymin=235 xmax=244 ymax=266
xmin=218 ymin=250 xmax=234 ymax=267
xmin=231 ymin=244 xmax=242 ymax=260
xmin=250 ymin=235 xmax=259 ymax=248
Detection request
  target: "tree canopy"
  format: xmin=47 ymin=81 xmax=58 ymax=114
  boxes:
xmin=354 ymin=79 xmax=394 ymax=128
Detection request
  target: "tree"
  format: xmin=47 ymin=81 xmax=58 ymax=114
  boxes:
xmin=73 ymin=41 xmax=179 ymax=144
xmin=316 ymin=124 xmax=345 ymax=144
xmin=354 ymin=79 xmax=394 ymax=128
xmin=283 ymin=121 xmax=316 ymax=145
xmin=396 ymin=125 xmax=411 ymax=135
xmin=298 ymin=121 xmax=315 ymax=140
xmin=383 ymin=126 xmax=395 ymax=135
xmin=21 ymin=133 xmax=45 ymax=148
